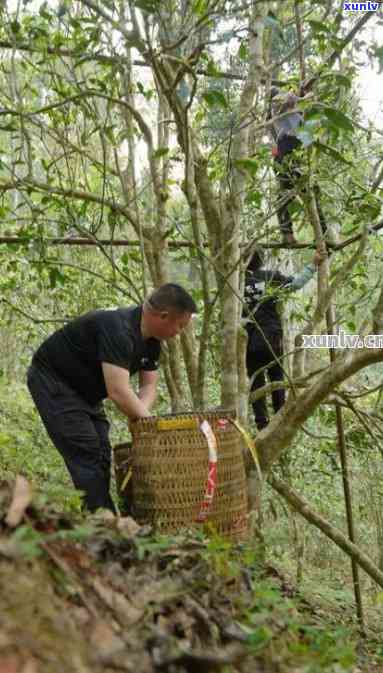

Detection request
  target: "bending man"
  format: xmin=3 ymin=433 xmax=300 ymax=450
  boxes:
xmin=27 ymin=284 xmax=197 ymax=512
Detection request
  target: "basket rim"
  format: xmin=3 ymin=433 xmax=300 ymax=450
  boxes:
xmin=130 ymin=409 xmax=236 ymax=427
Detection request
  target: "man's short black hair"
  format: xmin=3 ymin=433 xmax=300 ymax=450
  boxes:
xmin=147 ymin=283 xmax=197 ymax=314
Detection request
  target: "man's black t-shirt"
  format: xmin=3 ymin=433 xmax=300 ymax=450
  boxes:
xmin=33 ymin=306 xmax=160 ymax=405
xmin=244 ymin=269 xmax=293 ymax=342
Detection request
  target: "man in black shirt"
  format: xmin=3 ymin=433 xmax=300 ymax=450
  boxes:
xmin=245 ymin=249 xmax=322 ymax=430
xmin=27 ymin=284 xmax=197 ymax=513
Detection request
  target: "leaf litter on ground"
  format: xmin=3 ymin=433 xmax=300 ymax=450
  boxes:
xmin=0 ymin=477 xmax=379 ymax=673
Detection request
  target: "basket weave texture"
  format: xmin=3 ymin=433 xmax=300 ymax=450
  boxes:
xmin=114 ymin=411 xmax=248 ymax=540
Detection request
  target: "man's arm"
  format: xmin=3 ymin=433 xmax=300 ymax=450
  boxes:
xmin=281 ymin=91 xmax=300 ymax=112
xmin=138 ymin=369 xmax=158 ymax=411
xmin=102 ymin=362 xmax=150 ymax=420
xmin=286 ymin=251 xmax=323 ymax=291
xmin=282 ymin=90 xmax=313 ymax=112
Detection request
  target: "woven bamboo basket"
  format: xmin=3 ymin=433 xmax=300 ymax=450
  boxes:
xmin=114 ymin=411 xmax=248 ymax=540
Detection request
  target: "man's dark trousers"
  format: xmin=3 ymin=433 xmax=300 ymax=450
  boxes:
xmin=27 ymin=363 xmax=116 ymax=512
xmin=246 ymin=334 xmax=285 ymax=430
xmin=274 ymin=136 xmax=327 ymax=237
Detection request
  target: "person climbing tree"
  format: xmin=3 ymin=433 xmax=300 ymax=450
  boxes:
xmin=270 ymin=86 xmax=327 ymax=246
xmin=244 ymin=247 xmax=323 ymax=430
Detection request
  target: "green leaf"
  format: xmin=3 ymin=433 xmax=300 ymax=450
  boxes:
xmin=234 ymin=159 xmax=258 ymax=176
xmin=247 ymin=625 xmax=273 ymax=653
xmin=38 ymin=2 xmax=52 ymax=19
xmin=136 ymin=81 xmax=145 ymax=95
xmin=342 ymin=221 xmax=358 ymax=234
xmin=322 ymin=107 xmax=354 ymax=133
xmin=206 ymin=59 xmax=221 ymax=77
xmin=192 ymin=0 xmax=208 ymax=15
xmin=238 ymin=41 xmax=248 ymax=61
xmin=0 ymin=433 xmax=11 ymax=446
xmin=287 ymin=200 xmax=302 ymax=218
xmin=49 ymin=268 xmax=60 ymax=289
xmin=304 ymin=104 xmax=324 ymax=120
xmin=10 ymin=20 xmax=21 ymax=33
xmin=325 ymin=73 xmax=352 ymax=89
xmin=104 ymin=125 xmax=117 ymax=143
xmin=350 ymin=194 xmax=381 ymax=220
xmin=373 ymin=45 xmax=383 ymax=73
xmin=245 ymin=190 xmax=262 ymax=206
xmin=202 ymin=90 xmax=228 ymax=109
xmin=308 ymin=20 xmax=332 ymax=34
xmin=52 ymin=31 xmax=65 ymax=48
xmin=314 ymin=141 xmax=353 ymax=166
xmin=11 ymin=525 xmax=43 ymax=559
xmin=153 ymin=147 xmax=170 ymax=159
xmin=134 ymin=0 xmax=161 ymax=13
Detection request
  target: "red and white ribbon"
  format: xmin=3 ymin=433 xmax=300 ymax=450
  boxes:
xmin=196 ymin=420 xmax=218 ymax=523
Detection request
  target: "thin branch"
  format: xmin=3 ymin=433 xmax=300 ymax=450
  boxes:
xmin=0 ymin=38 xmax=290 ymax=84
xmin=79 ymin=0 xmax=143 ymax=45
xmin=0 ymin=39 xmax=119 ymax=64
xmin=294 ymin=0 xmax=306 ymax=88
xmin=270 ymin=474 xmax=383 ymax=589
xmin=42 ymin=259 xmax=136 ymax=299
xmin=1 ymin=298 xmax=68 ymax=324
xmin=0 ymin=178 xmax=139 ymax=229
xmin=302 ymin=10 xmax=378 ymax=93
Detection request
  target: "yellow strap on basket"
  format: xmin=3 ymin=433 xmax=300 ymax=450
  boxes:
xmin=120 ymin=468 xmax=132 ymax=492
xmin=157 ymin=417 xmax=200 ymax=431
xmin=231 ymin=419 xmax=263 ymax=481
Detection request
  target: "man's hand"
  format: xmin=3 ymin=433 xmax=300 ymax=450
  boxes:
xmin=284 ymin=91 xmax=299 ymax=109
xmin=102 ymin=362 xmax=151 ymax=421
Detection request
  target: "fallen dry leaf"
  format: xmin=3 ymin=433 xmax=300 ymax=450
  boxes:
xmin=91 ymin=577 xmax=144 ymax=626
xmin=116 ymin=515 xmax=141 ymax=537
xmin=19 ymin=659 xmax=39 ymax=673
xmin=5 ymin=476 xmax=33 ymax=528
xmin=89 ymin=620 xmax=126 ymax=661
xmin=0 ymin=633 xmax=12 ymax=649
xmin=0 ymin=655 xmax=20 ymax=673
